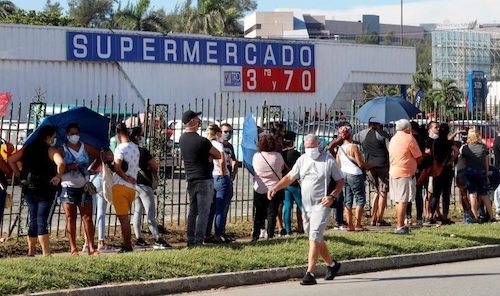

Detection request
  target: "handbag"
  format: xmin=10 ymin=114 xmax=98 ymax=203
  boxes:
xmin=139 ymin=168 xmax=159 ymax=190
xmin=64 ymin=145 xmax=97 ymax=195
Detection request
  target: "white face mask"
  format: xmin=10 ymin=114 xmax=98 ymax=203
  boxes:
xmin=50 ymin=137 xmax=57 ymax=147
xmin=68 ymin=134 xmax=80 ymax=144
xmin=305 ymin=147 xmax=321 ymax=160
xmin=429 ymin=132 xmax=439 ymax=140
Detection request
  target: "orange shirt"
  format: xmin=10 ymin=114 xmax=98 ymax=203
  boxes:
xmin=388 ymin=131 xmax=422 ymax=178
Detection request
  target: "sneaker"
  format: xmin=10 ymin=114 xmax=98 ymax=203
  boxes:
xmin=404 ymin=218 xmax=412 ymax=226
xmin=394 ymin=226 xmax=410 ymax=234
xmin=441 ymin=218 xmax=455 ymax=225
xmin=496 ymin=213 xmax=500 ymax=221
xmin=259 ymin=229 xmax=267 ymax=239
xmin=300 ymin=272 xmax=317 ymax=285
xmin=118 ymin=246 xmax=133 ymax=253
xmin=203 ymin=236 xmax=218 ymax=244
xmin=135 ymin=238 xmax=150 ymax=248
xmin=334 ymin=224 xmax=348 ymax=231
xmin=325 ymin=261 xmax=341 ymax=280
xmin=416 ymin=219 xmax=423 ymax=227
xmin=279 ymin=229 xmax=287 ymax=237
xmin=153 ymin=238 xmax=173 ymax=250
xmin=377 ymin=220 xmax=391 ymax=226
xmin=218 ymin=235 xmax=233 ymax=244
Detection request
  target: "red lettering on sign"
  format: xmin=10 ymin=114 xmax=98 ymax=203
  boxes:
xmin=242 ymin=67 xmax=315 ymax=93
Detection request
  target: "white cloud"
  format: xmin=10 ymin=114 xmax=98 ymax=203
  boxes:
xmin=277 ymin=0 xmax=499 ymax=26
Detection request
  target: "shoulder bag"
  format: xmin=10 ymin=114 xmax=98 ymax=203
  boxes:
xmin=64 ymin=145 xmax=98 ymax=195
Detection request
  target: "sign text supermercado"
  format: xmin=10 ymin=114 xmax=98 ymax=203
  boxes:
xmin=67 ymin=31 xmax=315 ymax=92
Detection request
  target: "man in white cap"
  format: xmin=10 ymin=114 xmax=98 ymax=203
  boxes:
xmin=269 ymin=134 xmax=344 ymax=285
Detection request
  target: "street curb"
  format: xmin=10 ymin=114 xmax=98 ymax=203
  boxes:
xmin=29 ymin=244 xmax=500 ymax=296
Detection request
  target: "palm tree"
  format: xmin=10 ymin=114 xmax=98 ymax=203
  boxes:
xmin=187 ymin=0 xmax=226 ymax=35
xmin=407 ymin=68 xmax=432 ymax=107
xmin=0 ymin=1 xmax=16 ymax=18
xmin=115 ymin=0 xmax=168 ymax=32
xmin=428 ymin=78 xmax=464 ymax=117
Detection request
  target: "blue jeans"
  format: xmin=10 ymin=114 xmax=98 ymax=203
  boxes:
xmin=283 ymin=185 xmax=302 ymax=234
xmin=24 ymin=193 xmax=53 ymax=237
xmin=206 ymin=175 xmax=232 ymax=237
xmin=187 ymin=179 xmax=214 ymax=245
xmin=344 ymin=173 xmax=366 ymax=208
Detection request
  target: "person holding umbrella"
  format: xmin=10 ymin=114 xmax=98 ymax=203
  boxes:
xmin=59 ymin=123 xmax=100 ymax=255
xmin=8 ymin=125 xmax=65 ymax=256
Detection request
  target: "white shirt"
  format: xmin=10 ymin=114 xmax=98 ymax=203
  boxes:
xmin=211 ymin=140 xmax=229 ymax=176
xmin=113 ymin=142 xmax=140 ymax=190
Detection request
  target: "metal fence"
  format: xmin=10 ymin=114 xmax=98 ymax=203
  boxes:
xmin=0 ymin=94 xmax=498 ymax=238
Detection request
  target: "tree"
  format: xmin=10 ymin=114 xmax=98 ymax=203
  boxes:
xmin=43 ymin=0 xmax=63 ymax=15
xmin=0 ymin=0 xmax=16 ymax=18
xmin=186 ymin=0 xmax=257 ymax=36
xmin=407 ymin=68 xmax=433 ymax=106
xmin=0 ymin=9 xmax=73 ymax=26
xmin=356 ymin=32 xmax=379 ymax=45
xmin=363 ymin=84 xmax=400 ymax=100
xmin=115 ymin=0 xmax=168 ymax=32
xmin=382 ymin=31 xmax=394 ymax=45
xmin=427 ymin=78 xmax=464 ymax=117
xmin=68 ymin=0 xmax=113 ymax=27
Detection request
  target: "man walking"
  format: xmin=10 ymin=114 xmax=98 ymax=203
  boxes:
xmin=269 ymin=134 xmax=345 ymax=285
xmin=354 ymin=120 xmax=391 ymax=226
xmin=179 ymin=110 xmax=221 ymax=246
xmin=389 ymin=119 xmax=422 ymax=234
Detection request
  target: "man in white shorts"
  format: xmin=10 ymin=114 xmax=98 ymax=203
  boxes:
xmin=269 ymin=134 xmax=345 ymax=285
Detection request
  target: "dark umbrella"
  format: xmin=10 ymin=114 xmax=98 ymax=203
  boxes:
xmin=24 ymin=106 xmax=110 ymax=150
xmin=355 ymin=96 xmax=421 ymax=124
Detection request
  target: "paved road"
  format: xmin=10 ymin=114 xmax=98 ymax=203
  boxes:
xmin=174 ymin=257 xmax=500 ymax=296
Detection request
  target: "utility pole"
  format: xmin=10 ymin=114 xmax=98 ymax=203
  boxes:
xmin=400 ymin=0 xmax=403 ymax=45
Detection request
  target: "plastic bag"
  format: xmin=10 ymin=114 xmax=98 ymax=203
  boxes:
xmin=102 ymin=161 xmax=114 ymax=204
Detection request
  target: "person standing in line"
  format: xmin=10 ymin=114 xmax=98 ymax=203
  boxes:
xmin=179 ymin=110 xmax=221 ymax=247
xmin=388 ymin=119 xmax=422 ymax=234
xmin=59 ymin=123 xmax=100 ymax=256
xmin=220 ymin=123 xmax=238 ymax=238
xmin=354 ymin=121 xmax=391 ymax=226
xmin=336 ymin=126 xmax=372 ymax=231
xmin=460 ymin=128 xmax=493 ymax=222
xmin=8 ymin=125 xmax=65 ymax=256
xmin=129 ymin=127 xmax=172 ymax=249
xmin=269 ymin=134 xmax=344 ymax=285
xmin=112 ymin=123 xmax=140 ymax=253
xmin=281 ymin=131 xmax=304 ymax=236
xmin=251 ymin=134 xmax=285 ymax=241
xmin=406 ymin=122 xmax=427 ymax=226
xmin=271 ymin=123 xmax=286 ymax=236
xmin=204 ymin=124 xmax=232 ymax=243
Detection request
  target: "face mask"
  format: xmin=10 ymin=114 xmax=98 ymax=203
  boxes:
xmin=50 ymin=138 xmax=57 ymax=147
xmin=68 ymin=135 xmax=80 ymax=144
xmin=429 ymin=132 xmax=439 ymax=140
xmin=305 ymin=147 xmax=321 ymax=160
xmin=139 ymin=137 xmax=146 ymax=146
xmin=222 ymin=132 xmax=232 ymax=141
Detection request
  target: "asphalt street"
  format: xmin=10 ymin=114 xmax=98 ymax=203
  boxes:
xmin=174 ymin=257 xmax=500 ymax=296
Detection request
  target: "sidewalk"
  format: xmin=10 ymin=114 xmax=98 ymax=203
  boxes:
xmin=31 ymin=244 xmax=500 ymax=296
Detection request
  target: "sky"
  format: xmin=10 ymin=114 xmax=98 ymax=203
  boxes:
xmin=11 ymin=0 xmax=500 ymax=26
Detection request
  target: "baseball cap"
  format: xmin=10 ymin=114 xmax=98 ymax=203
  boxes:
xmin=182 ymin=110 xmax=202 ymax=124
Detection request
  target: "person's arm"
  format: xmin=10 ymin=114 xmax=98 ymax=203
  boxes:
xmin=327 ymin=137 xmax=343 ymax=155
xmin=209 ymin=146 xmax=221 ymax=160
xmin=268 ymin=174 xmax=296 ymax=199
xmin=7 ymin=147 xmax=24 ymax=178
xmin=219 ymin=150 xmax=227 ymax=176
xmin=114 ymin=158 xmax=136 ymax=184
xmin=147 ymin=158 xmax=159 ymax=173
xmin=48 ymin=147 xmax=65 ymax=185
xmin=84 ymin=143 xmax=101 ymax=160
xmin=230 ymin=158 xmax=238 ymax=180
xmin=352 ymin=145 xmax=373 ymax=169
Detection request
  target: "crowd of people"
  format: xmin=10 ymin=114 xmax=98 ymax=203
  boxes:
xmin=2 ymin=109 xmax=499 ymax=286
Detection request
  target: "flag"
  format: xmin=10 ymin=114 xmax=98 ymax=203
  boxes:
xmin=414 ymin=89 xmax=424 ymax=108
xmin=0 ymin=93 xmax=13 ymax=116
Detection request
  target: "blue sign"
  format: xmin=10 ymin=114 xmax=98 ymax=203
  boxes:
xmin=66 ymin=32 xmax=315 ymax=68
xmin=468 ymin=70 xmax=488 ymax=113
xmin=223 ymin=71 xmax=241 ymax=87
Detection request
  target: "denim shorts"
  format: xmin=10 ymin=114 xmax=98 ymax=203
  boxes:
xmin=343 ymin=173 xmax=366 ymax=208
xmin=464 ymin=167 xmax=489 ymax=196
xmin=59 ymin=187 xmax=92 ymax=205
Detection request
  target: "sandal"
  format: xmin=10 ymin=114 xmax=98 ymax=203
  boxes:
xmin=71 ymin=249 xmax=79 ymax=256
xmin=355 ymin=227 xmax=368 ymax=232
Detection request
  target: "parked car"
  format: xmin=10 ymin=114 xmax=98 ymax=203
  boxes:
xmin=296 ymin=121 xmax=338 ymax=153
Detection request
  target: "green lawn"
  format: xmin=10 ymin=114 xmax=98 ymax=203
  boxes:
xmin=0 ymin=224 xmax=499 ymax=295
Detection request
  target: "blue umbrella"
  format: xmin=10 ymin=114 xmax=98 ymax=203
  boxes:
xmin=24 ymin=106 xmax=110 ymax=150
xmin=241 ymin=113 xmax=258 ymax=176
xmin=355 ymin=96 xmax=421 ymax=124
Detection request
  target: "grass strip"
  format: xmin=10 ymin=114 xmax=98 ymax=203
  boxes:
xmin=1 ymin=223 xmax=499 ymax=295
